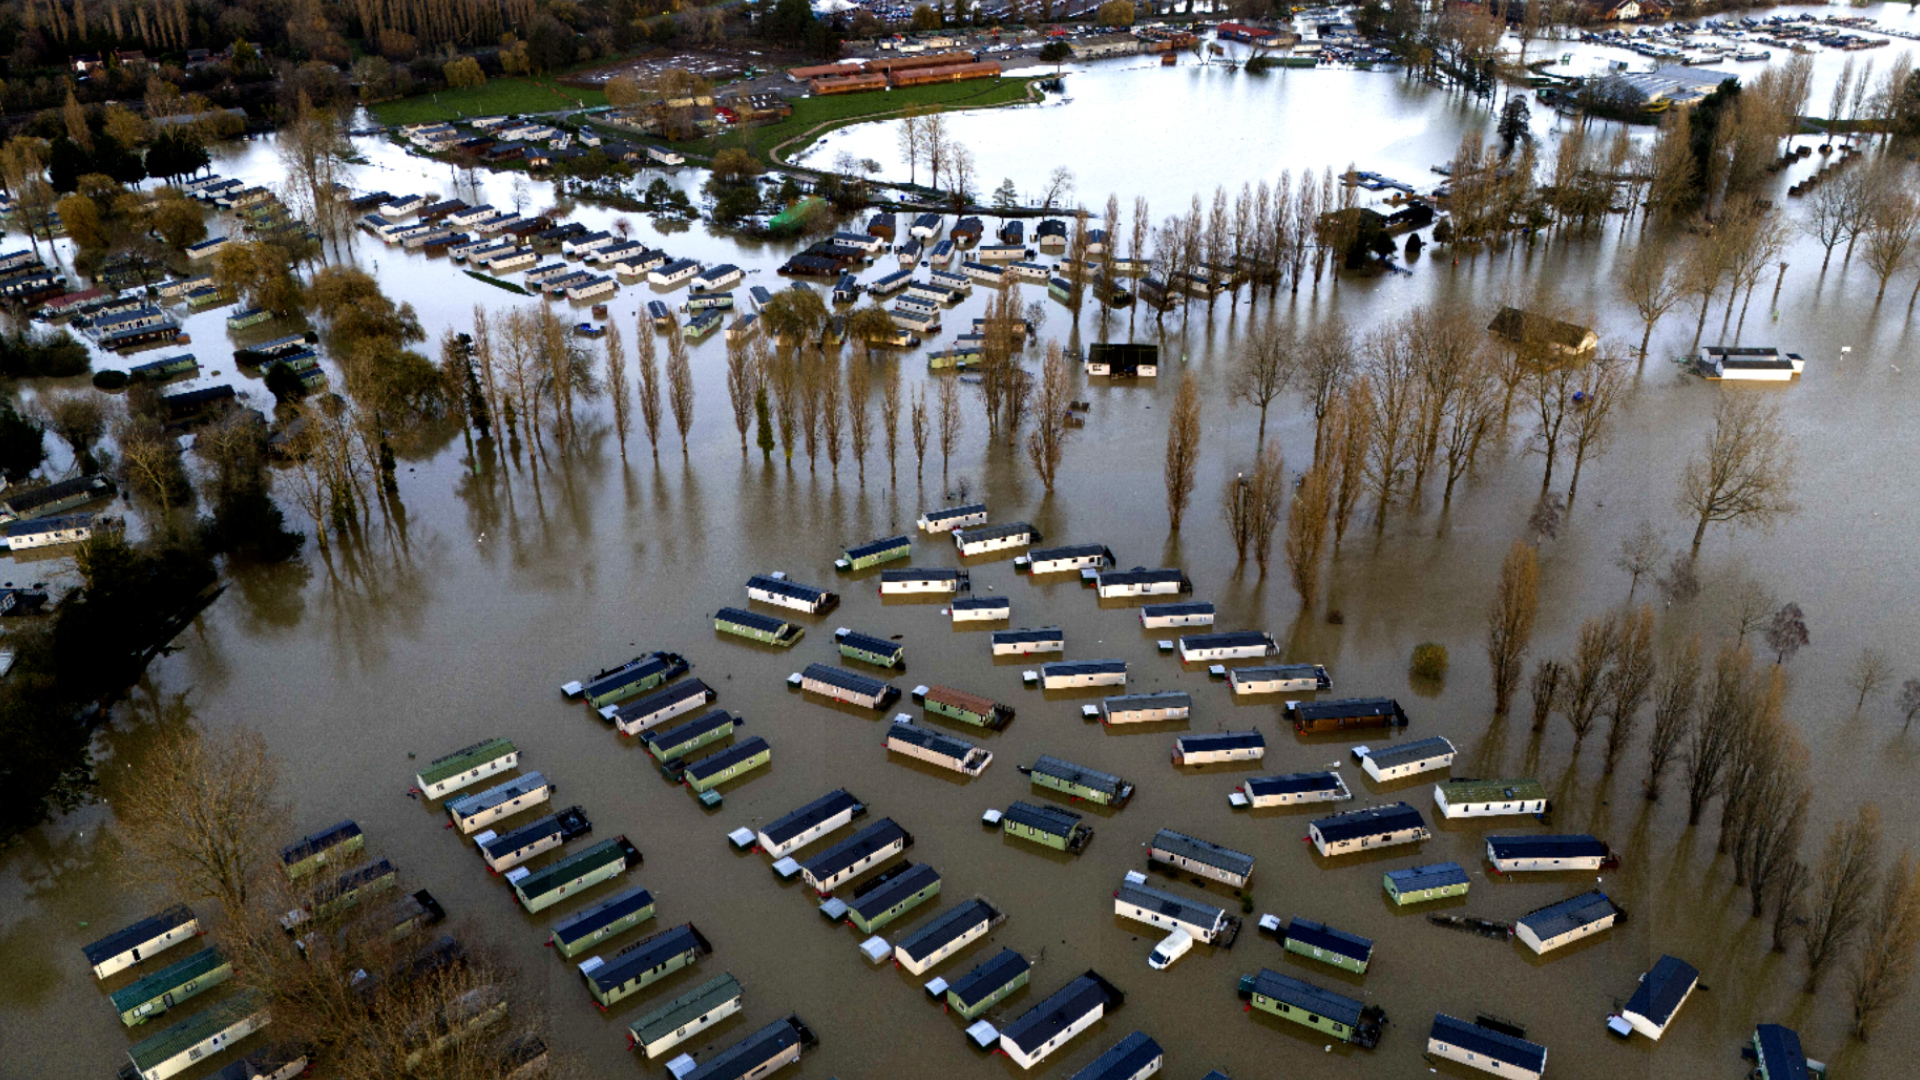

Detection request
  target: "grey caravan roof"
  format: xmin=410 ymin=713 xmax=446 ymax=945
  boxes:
xmin=1245 ymin=772 xmax=1341 ymax=797
xmin=944 ymin=947 xmax=1027 ymax=1009
xmin=1029 ymin=755 xmax=1124 ymax=797
xmin=897 ymin=899 xmax=996 ymax=965
xmin=761 ymin=790 xmax=859 ymax=848
xmin=1149 ymin=829 xmax=1254 ymax=879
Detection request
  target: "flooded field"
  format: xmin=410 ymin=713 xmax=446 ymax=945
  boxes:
xmin=4 ymin=10 xmax=1920 ymax=1080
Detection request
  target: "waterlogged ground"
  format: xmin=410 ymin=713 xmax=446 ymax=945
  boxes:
xmin=4 ymin=12 xmax=1920 ymax=1078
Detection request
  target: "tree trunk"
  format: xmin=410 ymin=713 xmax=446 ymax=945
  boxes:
xmin=1691 ymin=514 xmax=1708 ymax=555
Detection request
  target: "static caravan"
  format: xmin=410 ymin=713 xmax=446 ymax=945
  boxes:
xmin=446 ymin=772 xmax=551 ymax=835
xmin=1515 ymin=890 xmax=1620 ymax=954
xmin=649 ymin=259 xmax=701 ymax=287
xmin=1023 ymin=755 xmax=1133 ymax=807
xmin=745 ymin=573 xmax=837 ymax=614
xmin=1620 ymin=955 xmax=1698 ymax=1040
xmin=944 ymin=947 xmax=1029 ymax=1016
xmin=84 ymin=906 xmax=200 ymax=980
xmin=962 ymin=260 xmax=1007 ymax=285
xmin=951 ymin=596 xmax=1011 ymax=622
xmin=954 ymin=521 xmax=1041 ymax=557
xmin=916 ymin=683 xmax=1014 ymax=729
xmin=1172 ymin=730 xmax=1267 ymax=766
xmin=1040 ymin=660 xmax=1127 ymax=690
xmin=846 ymin=862 xmax=942 ymax=933
xmin=1288 ymin=697 xmax=1410 ymax=734
xmin=124 ymin=992 xmax=267 ymax=1080
xmin=1004 ymin=801 xmax=1093 ymax=853
xmin=474 ymin=806 xmax=592 ymax=873
xmin=992 ymin=626 xmax=1065 ymax=656
xmin=1486 ymin=835 xmax=1613 ymax=873
xmin=613 ymin=250 xmax=670 ymax=276
xmin=1359 ymin=736 xmax=1457 ymax=782
xmin=758 ymin=789 xmax=866 ymax=859
xmin=1085 ymin=343 xmax=1159 ymax=378
xmin=581 ymin=923 xmax=712 ymax=1007
xmin=838 ymin=534 xmax=912 ymax=571
xmin=626 ymin=973 xmax=744 ymax=1059
xmin=109 ymin=947 xmax=231 ymax=1026
xmin=1177 ymin=631 xmax=1276 ymax=663
xmin=682 ymin=737 xmax=771 ymax=794
xmin=1283 ymin=917 xmax=1372 ymax=974
xmin=1427 ymin=1015 xmax=1547 ymax=1080
xmin=1308 ymin=802 xmax=1430 ymax=857
xmin=918 ymin=503 xmax=988 ymax=533
xmin=682 ymin=1015 xmax=813 ymax=1080
xmin=605 ymin=678 xmax=716 ymax=734
xmin=1148 ymin=829 xmax=1254 ymax=888
xmin=879 ymin=567 xmax=969 ymax=596
xmin=798 ymin=663 xmax=898 ymax=709
xmin=998 ymin=972 xmax=1123 ymax=1070
xmin=1382 ymin=862 xmax=1471 ymax=906
xmin=894 ymin=897 xmax=998 ymax=975
xmin=549 ymin=887 xmax=656 ymax=959
xmin=1113 ymin=878 xmax=1234 ymax=944
xmin=1095 ymin=568 xmax=1192 ymax=599
xmin=1228 ymin=664 xmax=1332 ymax=695
xmin=1244 ymin=969 xmax=1382 ymax=1048
xmin=565 ymin=275 xmax=617 ymax=301
xmin=561 ymin=651 xmax=689 ymax=708
xmin=1102 ymin=691 xmax=1191 ymax=725
xmin=506 ymin=836 xmax=639 ymax=914
xmin=800 ymin=818 xmax=912 ymax=893
xmin=1699 ymin=345 xmax=1805 ymax=381
xmin=887 ymin=719 xmax=993 ymax=777
xmin=414 ymin=738 xmax=519 ymax=801
xmin=835 ymin=627 xmax=904 ymax=669
xmin=692 ymin=264 xmax=742 ymax=291
xmin=1139 ymin=602 xmax=1214 ymax=629
xmin=645 ymin=710 xmax=739 ymax=764
xmin=869 ymin=268 xmax=912 ymax=296
xmin=1018 ymin=544 xmax=1114 ymax=575
xmin=279 ymin=820 xmax=364 ymax=880
xmin=1434 ymin=778 xmax=1548 ymax=819
xmin=1238 ymin=772 xmax=1350 ymax=808
xmin=1753 ymin=1024 xmax=1812 ymax=1080
xmin=1069 ymin=1032 xmax=1162 ymax=1080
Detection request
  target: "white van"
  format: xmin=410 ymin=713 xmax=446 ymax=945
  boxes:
xmin=1148 ymin=928 xmax=1193 ymax=970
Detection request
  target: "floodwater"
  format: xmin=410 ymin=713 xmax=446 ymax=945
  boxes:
xmin=4 ymin=9 xmax=1920 ymax=1079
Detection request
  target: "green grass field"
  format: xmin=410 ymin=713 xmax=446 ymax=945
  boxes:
xmin=372 ymin=78 xmax=608 ymax=127
xmin=689 ymin=76 xmax=1043 ymax=163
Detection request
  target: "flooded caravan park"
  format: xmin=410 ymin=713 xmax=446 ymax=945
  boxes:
xmin=5 ymin=9 xmax=1920 ymax=1080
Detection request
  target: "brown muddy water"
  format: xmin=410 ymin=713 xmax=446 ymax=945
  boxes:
xmin=5 ymin=26 xmax=1920 ymax=1080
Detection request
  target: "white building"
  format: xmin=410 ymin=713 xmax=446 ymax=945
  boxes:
xmin=1358 ymin=736 xmax=1457 ymax=782
xmin=1433 ymin=778 xmax=1548 ymax=819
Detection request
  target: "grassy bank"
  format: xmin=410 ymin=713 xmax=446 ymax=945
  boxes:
xmin=372 ymin=78 xmax=608 ymax=126
xmin=688 ymin=76 xmax=1044 ymax=164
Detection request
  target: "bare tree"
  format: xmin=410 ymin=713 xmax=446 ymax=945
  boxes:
xmin=1360 ymin=324 xmax=1420 ymax=521
xmin=1563 ymin=612 xmax=1619 ymax=746
xmin=666 ymin=330 xmax=694 ymax=455
xmin=725 ymin=340 xmax=755 ymax=455
xmin=1285 ymin=459 xmax=1332 ymax=610
xmin=769 ymin=347 xmax=799 ymax=463
xmin=911 ymin=386 xmax=930 ymax=480
xmin=1686 ymin=642 xmax=1753 ymax=825
xmin=1615 ymin=520 xmax=1662 ymax=602
xmin=1604 ymin=605 xmax=1657 ymax=772
xmin=1803 ymin=173 xmax=1859 ymax=273
xmin=112 ymin=723 xmax=288 ymax=919
xmin=636 ymin=317 xmax=663 ymax=458
xmin=1773 ymin=859 xmax=1812 ymax=952
xmin=1645 ymin=635 xmax=1701 ymax=800
xmin=1900 ymin=678 xmax=1920 ymax=731
xmin=799 ymin=356 xmax=824 ymax=470
xmin=880 ymin=363 xmax=903 ymax=487
xmin=847 ymin=358 xmax=872 ymax=485
xmin=1806 ymin=804 xmax=1884 ymax=991
xmin=1486 ymin=540 xmax=1541 ymax=716
xmin=604 ymin=323 xmax=632 ymax=460
xmin=1736 ymin=708 xmax=1811 ymax=917
xmin=1850 ymin=649 xmax=1893 ymax=712
xmin=1860 ymin=171 xmax=1920 ymax=304
xmin=1025 ymin=343 xmax=1073 ymax=493
xmin=42 ymin=392 xmax=106 ymax=472
xmin=1232 ymin=318 xmax=1293 ymax=446
xmin=1765 ymin=602 xmax=1810 ymax=665
xmin=1721 ymin=666 xmax=1789 ymax=859
xmin=1164 ymin=374 xmax=1202 ymax=530
xmin=1619 ymin=240 xmax=1681 ymax=363
xmin=1565 ymin=357 xmax=1627 ymax=504
xmin=820 ymin=356 xmax=844 ymax=477
xmin=1526 ymin=659 xmax=1564 ymax=733
xmin=1851 ymin=852 xmax=1920 ymax=1038
xmin=1128 ymin=195 xmax=1150 ymax=337
xmin=937 ymin=376 xmax=962 ymax=481
xmin=1679 ymin=394 xmax=1798 ymax=555
xmin=1223 ymin=470 xmax=1255 ymax=563
xmin=1328 ymin=383 xmax=1371 ymax=547
xmin=1247 ymin=441 xmax=1287 ymax=577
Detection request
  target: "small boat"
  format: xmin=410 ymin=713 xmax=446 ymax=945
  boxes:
xmin=574 ymin=322 xmax=606 ymax=338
